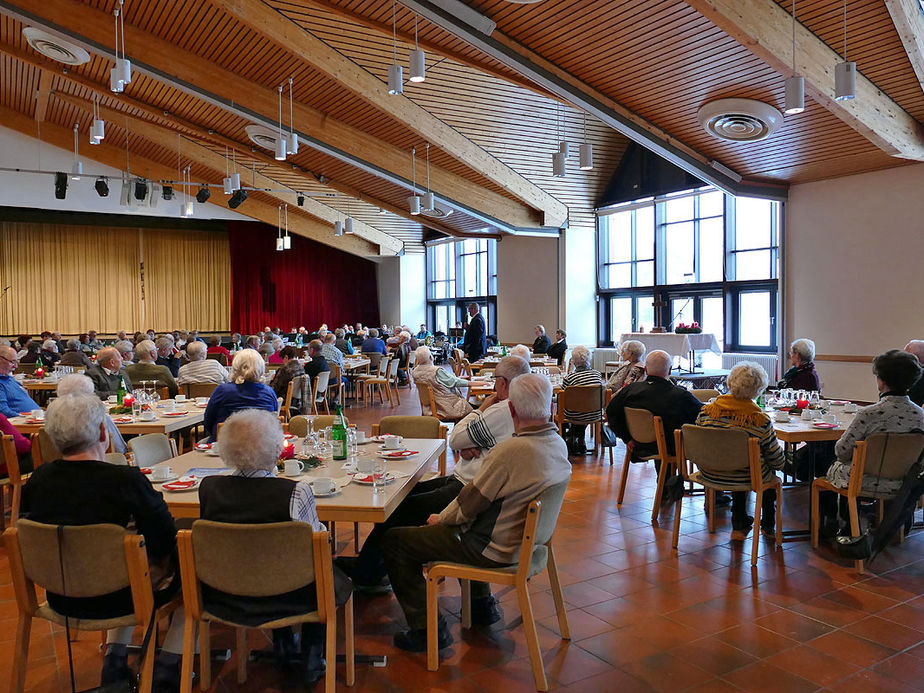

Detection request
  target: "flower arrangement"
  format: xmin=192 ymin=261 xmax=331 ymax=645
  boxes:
xmin=675 ymin=322 xmax=702 ymax=334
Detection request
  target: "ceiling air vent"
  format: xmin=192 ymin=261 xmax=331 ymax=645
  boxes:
xmin=697 ymin=98 xmax=782 ymax=142
xmin=420 ymin=201 xmax=453 ymax=219
xmin=22 ymin=27 xmax=90 ymax=65
xmin=244 ymin=124 xmax=297 ymax=151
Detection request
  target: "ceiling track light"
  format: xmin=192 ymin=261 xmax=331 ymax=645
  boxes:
xmin=228 ymin=189 xmax=247 ymax=209
xmin=388 ymin=0 xmax=404 ymax=94
xmin=275 ymin=85 xmax=287 ymax=160
xmin=287 ymin=77 xmax=299 ymax=155
xmin=195 ymin=184 xmax=210 ymax=203
xmin=409 ymin=13 xmax=426 ymax=82
xmin=54 ymin=171 xmax=67 ymax=199
xmin=834 ymin=0 xmax=856 ymax=101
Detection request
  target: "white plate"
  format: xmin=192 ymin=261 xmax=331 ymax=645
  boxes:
xmin=377 ymin=451 xmax=418 ymax=460
xmin=377 ymin=445 xmax=407 ymax=453
xmin=147 ymin=473 xmax=179 ymax=483
xmin=161 ymin=476 xmax=200 ymax=492
xmin=350 ymin=473 xmax=397 ymax=485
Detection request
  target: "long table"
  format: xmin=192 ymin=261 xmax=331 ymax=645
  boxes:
xmin=772 ymin=409 xmax=856 ymax=443
xmin=10 ymin=405 xmax=204 ymax=437
xmin=155 ymin=437 xmax=445 ymax=521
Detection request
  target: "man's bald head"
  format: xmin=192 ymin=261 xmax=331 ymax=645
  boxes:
xmin=0 ymin=346 xmax=18 ymax=375
xmin=96 ymin=347 xmax=122 ymax=371
xmin=905 ymin=341 xmax=924 ymax=363
xmin=645 ymin=350 xmax=672 ymax=378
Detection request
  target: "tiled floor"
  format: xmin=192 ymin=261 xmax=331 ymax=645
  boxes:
xmin=3 ymin=389 xmax=924 ymax=692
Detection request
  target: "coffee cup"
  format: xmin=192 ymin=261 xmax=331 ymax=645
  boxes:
xmin=355 ymin=430 xmax=366 ymax=444
xmin=845 ymin=402 xmax=858 ymax=413
xmin=107 ymin=395 xmax=118 ymax=403
xmin=284 ymin=459 xmax=305 ymax=477
xmin=30 ymin=409 xmax=45 ymax=421
xmin=823 ymin=413 xmax=837 ymax=424
xmin=163 ymin=400 xmax=176 ymax=413
xmin=175 ymin=394 xmax=187 ymax=402
xmin=357 ymin=458 xmax=375 ymax=473
xmin=311 ymin=477 xmax=336 ymax=494
xmin=195 ymin=397 xmax=208 ymax=406
xmin=151 ymin=466 xmax=172 ymax=481
xmin=141 ymin=410 xmax=157 ymax=421
xmin=801 ymin=409 xmax=814 ymax=421
xmin=382 ymin=435 xmax=402 ymax=450
xmin=774 ymin=411 xmax=789 ymax=423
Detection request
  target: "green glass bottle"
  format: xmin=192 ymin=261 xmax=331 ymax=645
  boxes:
xmin=332 ymin=404 xmax=348 ymax=461
xmin=117 ymin=376 xmax=126 ymax=405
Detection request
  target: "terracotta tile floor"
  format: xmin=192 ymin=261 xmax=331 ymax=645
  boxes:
xmin=3 ymin=390 xmax=924 ymax=692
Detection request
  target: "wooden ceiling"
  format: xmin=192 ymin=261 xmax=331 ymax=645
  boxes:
xmin=1 ymin=0 xmax=922 ymax=256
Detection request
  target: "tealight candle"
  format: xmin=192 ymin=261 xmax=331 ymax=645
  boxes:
xmin=123 ymin=394 xmax=135 ymax=407
xmin=796 ymin=397 xmax=809 ymax=410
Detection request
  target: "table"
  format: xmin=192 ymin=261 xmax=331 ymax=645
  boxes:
xmin=156 ymin=437 xmax=446 ymax=521
xmin=470 ymin=357 xmax=557 ymax=372
xmin=341 ymin=357 xmax=371 ymax=371
xmin=10 ymin=405 xmax=204 ymax=436
xmin=619 ymin=332 xmax=721 ymax=373
xmin=20 ymin=379 xmax=60 ymax=393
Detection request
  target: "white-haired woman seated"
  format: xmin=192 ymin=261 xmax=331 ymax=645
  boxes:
xmin=778 ymin=338 xmax=820 ymax=391
xmin=412 ymin=345 xmax=474 ymax=420
xmin=203 ymin=349 xmax=278 ymax=441
xmin=606 ymin=339 xmax=646 ymax=391
xmin=198 ymin=409 xmax=351 ymax=682
xmin=694 ymin=362 xmax=784 ymax=538
xmin=510 ymin=344 xmax=531 ymax=362
xmin=56 ymin=374 xmax=128 ymax=453
xmin=561 ymin=345 xmax=604 ymax=455
xmin=532 ymin=325 xmax=551 ymax=355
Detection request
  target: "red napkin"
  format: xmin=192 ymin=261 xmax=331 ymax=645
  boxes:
xmin=386 ymin=450 xmax=418 ymax=458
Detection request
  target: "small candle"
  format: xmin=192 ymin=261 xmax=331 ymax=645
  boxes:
xmin=123 ymin=394 xmax=135 ymax=406
xmin=34 ymin=368 xmax=45 ymax=378
xmin=796 ymin=398 xmax=809 ymax=410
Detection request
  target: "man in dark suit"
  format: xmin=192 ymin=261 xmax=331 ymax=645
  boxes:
xmin=461 ymin=303 xmax=486 ymax=362
xmin=85 ymin=347 xmax=133 ymax=400
xmin=546 ymin=329 xmax=568 ymax=366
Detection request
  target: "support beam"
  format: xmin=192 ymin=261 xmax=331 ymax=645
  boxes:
xmin=0 ymin=106 xmax=378 ymax=256
xmin=685 ymin=0 xmax=924 ymax=161
xmin=33 ymin=70 xmax=52 ymax=122
xmin=885 ymin=0 xmax=924 ymax=94
xmin=51 ymin=91 xmax=402 ymax=255
xmin=221 ymin=0 xmax=567 ymax=228
xmin=0 ymin=0 xmax=544 ymax=232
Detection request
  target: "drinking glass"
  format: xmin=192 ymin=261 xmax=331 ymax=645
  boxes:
xmin=809 ymin=391 xmax=820 ymax=408
xmin=131 ymin=400 xmax=142 ymax=421
xmin=347 ymin=427 xmax=358 ymax=460
xmin=372 ymin=457 xmax=387 ymax=493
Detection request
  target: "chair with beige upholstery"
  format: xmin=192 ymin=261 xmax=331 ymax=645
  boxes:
xmin=30 ymin=429 xmax=61 ymax=467
xmin=691 ymin=389 xmax=720 ymax=403
xmin=811 ymin=432 xmax=924 ymax=571
xmin=128 ymin=433 xmax=178 ymax=468
xmin=311 ymin=371 xmax=332 ymax=415
xmin=554 ymin=385 xmax=608 ymax=458
xmin=371 ymin=416 xmax=448 ymax=477
xmin=616 ymin=407 xmax=677 ymax=522
xmin=362 ymin=358 xmax=399 ymax=407
xmin=5 ymin=519 xmax=180 ymax=693
xmin=177 ymin=521 xmax=354 ymax=693
xmin=673 ymin=425 xmax=783 ymax=566
xmin=186 ymin=382 xmax=219 ymax=399
xmin=1 ymin=436 xmax=32 ymax=530
xmin=425 ymin=480 xmax=571 ymax=692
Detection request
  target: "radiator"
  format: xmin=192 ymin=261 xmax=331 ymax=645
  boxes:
xmin=721 ymin=352 xmax=780 ymax=380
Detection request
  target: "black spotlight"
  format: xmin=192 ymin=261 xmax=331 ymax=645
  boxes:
xmin=162 ymin=186 xmax=174 ymax=201
xmin=228 ymin=189 xmax=248 ymax=209
xmin=133 ymin=178 xmax=148 ymax=201
xmin=94 ymin=177 xmax=109 ymax=197
xmin=54 ymin=172 xmax=68 ymax=199
xmin=297 ymin=194 xmax=305 ymax=207
xmin=196 ymin=185 xmax=211 ymax=203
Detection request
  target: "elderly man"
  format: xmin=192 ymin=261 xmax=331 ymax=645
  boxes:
xmin=86 ymin=330 xmax=104 ymax=351
xmin=57 ymin=374 xmax=128 ymax=454
xmin=59 ymin=338 xmax=94 ymax=368
xmin=320 ymin=332 xmax=344 ymax=369
xmin=114 ymin=339 xmax=135 ymax=366
xmin=333 ymin=328 xmax=354 ymax=355
xmin=20 ymin=393 xmax=184 ymax=690
xmin=361 ymin=328 xmax=387 ymax=355
xmin=116 ymin=330 xmax=128 ymax=342
xmin=904 ymin=340 xmax=924 ymax=406
xmin=461 ymin=302 xmax=486 ymax=362
xmin=0 ymin=346 xmax=40 ymax=417
xmin=547 ymin=329 xmax=568 ymax=366
xmin=85 ymin=347 xmax=133 ymax=400
xmin=52 ymin=331 xmax=66 ymax=354
xmin=381 ymin=374 xmax=571 ymax=651
xmin=177 ymin=340 xmax=229 ymax=385
xmin=155 ymin=336 xmax=180 ymax=377
xmin=304 ymin=339 xmax=330 ymax=389
xmin=125 ymin=340 xmax=178 ymax=398
xmin=40 ymin=339 xmax=61 ymax=367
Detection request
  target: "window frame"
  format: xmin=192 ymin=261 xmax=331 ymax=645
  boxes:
xmin=426 ymin=240 xmax=498 ymax=337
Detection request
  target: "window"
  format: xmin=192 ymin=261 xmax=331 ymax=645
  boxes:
xmin=596 ymin=188 xmax=781 ymax=353
xmin=426 ymin=239 xmax=497 ymax=336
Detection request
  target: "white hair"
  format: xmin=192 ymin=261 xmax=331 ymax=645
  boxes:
xmin=42 ymin=339 xmax=58 ymax=352
xmin=136 ymin=339 xmax=157 ymax=362
xmin=56 ymin=373 xmax=95 ymax=396
xmin=570 ymin=345 xmax=592 ymax=369
xmin=45 ymin=393 xmax=106 ymax=455
xmin=790 ymin=338 xmax=816 ymax=364
xmin=509 ymin=373 xmax=552 ymax=421
xmin=727 ymin=362 xmax=769 ymax=401
xmin=218 ymin=409 xmax=284 ymax=472
xmin=495 ymin=355 xmax=531 ymax=381
xmin=645 ymin=350 xmax=672 ymax=378
xmin=186 ymin=340 xmax=207 ymax=361
xmin=415 ymin=345 xmax=433 ymax=365
xmin=620 ymin=340 xmax=646 ymax=361
xmin=230 ymin=348 xmax=265 ymax=384
xmin=114 ymin=340 xmax=134 ymax=357
xmin=510 ymin=345 xmax=531 ymax=361
xmin=66 ymin=338 xmax=80 ymax=350
xmin=400 ymin=331 xmax=411 ymax=342
xmin=0 ymin=338 xmax=9 ymax=348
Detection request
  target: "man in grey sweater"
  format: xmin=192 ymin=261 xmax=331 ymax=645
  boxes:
xmin=382 ymin=373 xmax=571 ymax=652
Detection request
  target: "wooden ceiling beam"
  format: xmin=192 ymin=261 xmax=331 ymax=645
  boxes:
xmin=33 ymin=70 xmax=52 ymax=122
xmin=0 ymin=105 xmax=378 ymax=255
xmin=685 ymin=0 xmax=924 ymax=161
xmin=884 ymin=0 xmax=924 ymax=95
xmin=0 ymin=0 xmax=541 ymax=232
xmin=218 ymin=0 xmax=568 ymax=228
xmin=51 ymin=91 xmax=402 ymax=254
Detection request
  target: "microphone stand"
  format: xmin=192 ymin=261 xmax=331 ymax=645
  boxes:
xmin=667 ymin=297 xmax=692 ymax=331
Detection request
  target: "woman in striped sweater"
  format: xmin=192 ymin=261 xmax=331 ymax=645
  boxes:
xmin=694 ymin=362 xmax=784 ymax=538
xmin=561 ymin=345 xmax=604 ymax=455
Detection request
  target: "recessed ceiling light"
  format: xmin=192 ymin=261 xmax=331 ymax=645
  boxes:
xmin=22 ymin=27 xmax=90 ymax=65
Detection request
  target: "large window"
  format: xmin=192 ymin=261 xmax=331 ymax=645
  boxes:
xmin=426 ymin=239 xmax=497 ymax=336
xmin=597 ymin=188 xmax=781 ymax=354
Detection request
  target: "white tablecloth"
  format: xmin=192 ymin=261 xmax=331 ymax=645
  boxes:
xmin=618 ymin=332 xmax=721 ymax=359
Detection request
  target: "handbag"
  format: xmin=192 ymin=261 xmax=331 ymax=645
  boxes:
xmin=56 ymin=525 xmax=157 ymax=693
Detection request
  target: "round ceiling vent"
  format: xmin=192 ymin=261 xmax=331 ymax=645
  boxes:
xmin=22 ymin=27 xmax=90 ymax=65
xmin=244 ymin=123 xmax=298 ymax=150
xmin=697 ymin=98 xmax=783 ymax=142
xmin=420 ymin=201 xmax=453 ymax=219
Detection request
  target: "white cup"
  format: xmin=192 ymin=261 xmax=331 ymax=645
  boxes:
xmin=823 ymin=413 xmax=837 ymax=424
xmin=774 ymin=411 xmax=789 ymax=423
xmin=845 ymin=402 xmax=858 ymax=413
xmin=107 ymin=395 xmax=118 ymax=403
xmin=801 ymin=409 xmax=814 ymax=421
xmin=355 ymin=430 xmax=366 ymax=444
xmin=163 ymin=400 xmax=176 ymax=412
xmin=31 ymin=409 xmax=45 ymax=421
xmin=382 ymin=435 xmax=402 ymax=450
xmin=283 ymin=459 xmax=304 ymax=477
xmin=141 ymin=410 xmax=157 ymax=421
xmin=175 ymin=394 xmax=187 ymax=402
xmin=357 ymin=458 xmax=375 ymax=473
xmin=195 ymin=397 xmax=208 ymax=406
xmin=151 ymin=466 xmax=172 ymax=481
xmin=311 ymin=477 xmax=336 ymax=494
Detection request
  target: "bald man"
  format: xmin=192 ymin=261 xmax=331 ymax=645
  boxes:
xmin=85 ymin=347 xmax=133 ymax=400
xmin=0 ymin=345 xmax=40 ymax=417
xmin=904 ymin=340 xmax=924 ymax=406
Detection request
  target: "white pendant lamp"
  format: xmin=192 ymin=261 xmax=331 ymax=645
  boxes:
xmin=231 ymin=172 xmax=241 ymax=192
xmin=834 ymin=0 xmax=856 ymax=101
xmin=408 ymin=146 xmax=421 ymax=214
xmin=71 ymin=123 xmax=82 ymax=179
xmin=276 ymin=236 xmax=284 ymax=251
xmin=275 ymin=85 xmax=287 ymax=160
xmin=559 ymin=141 xmax=569 ymax=158
xmin=283 ymin=205 xmax=291 ymax=248
xmin=276 ymin=205 xmax=284 ymax=250
xmin=223 ymin=177 xmax=233 ymax=195
xmin=552 ymin=151 xmax=566 ymax=177
xmin=117 ymin=58 xmax=132 ymax=86
xmin=334 ymin=220 xmax=343 ymax=236
xmin=287 ymin=77 xmax=299 ymax=155
xmin=783 ymin=0 xmax=805 ymax=114
xmin=579 ymin=142 xmax=594 ymax=171
xmin=89 ymin=96 xmax=105 ymax=144
xmin=345 ymin=218 xmax=354 ymax=234
xmin=387 ymin=0 xmax=404 ymax=94
xmin=182 ymin=200 xmax=194 ymax=217
xmin=408 ymin=195 xmax=421 ymax=214
xmin=409 ymin=14 xmax=425 ymax=82
xmin=552 ymin=103 xmax=567 ymax=177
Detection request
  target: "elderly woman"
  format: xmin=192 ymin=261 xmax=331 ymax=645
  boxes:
xmin=268 ymin=338 xmax=286 ymax=364
xmin=510 ymin=344 xmax=531 ymax=362
xmin=18 ymin=341 xmax=42 ymax=365
xmin=695 ymin=362 xmax=785 ymax=538
xmin=198 ymin=409 xmax=350 ymax=682
xmin=532 ymin=325 xmax=551 ymax=354
xmin=113 ymin=339 xmax=134 ymax=366
xmin=58 ymin=338 xmax=93 ymax=368
xmin=779 ymin=338 xmax=821 ymax=391
xmin=125 ymin=339 xmax=179 ymax=398
xmin=606 ymin=340 xmax=646 ymax=391
xmin=39 ymin=339 xmax=61 ymax=367
xmin=819 ymin=350 xmax=924 ymax=536
xmin=57 ymin=373 xmax=127 ymax=454
xmin=270 ymin=345 xmax=305 ymax=401
xmin=561 ymin=345 xmax=604 ymax=455
xmin=412 ymin=345 xmax=473 ymax=420
xmin=176 ymin=340 xmax=230 ymax=385
xmin=203 ymin=349 xmax=278 ymax=440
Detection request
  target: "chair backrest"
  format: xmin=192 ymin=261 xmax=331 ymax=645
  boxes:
xmin=128 ymin=433 xmax=177 ymax=467
xmin=1 ymin=435 xmax=23 ymax=484
xmin=857 ymin=432 xmax=924 ymax=483
xmin=366 ymin=352 xmax=383 ymax=371
xmin=14 ymin=363 xmax=36 ymax=374
xmin=624 ymin=407 xmax=658 ymax=444
xmin=313 ymin=370 xmax=330 ymax=399
xmin=518 ymin=479 xmax=570 ymax=581
xmin=691 ymin=389 xmax=719 ymax=403
xmin=560 ymin=385 xmax=604 ymax=420
xmin=416 ymin=383 xmax=439 ymax=417
xmin=104 ymin=452 xmax=128 ymax=465
xmin=33 ymin=428 xmax=62 ymax=466
xmin=156 ymin=386 xmax=169 ymax=401
xmin=186 ymin=382 xmax=219 ymax=398
xmin=679 ymin=424 xmax=761 ymax=489
xmin=407 ymin=351 xmax=417 ymax=370
xmin=287 ymin=414 xmax=349 ymax=437
xmin=376 ymin=415 xmax=440 ymax=439
xmin=387 ymin=357 xmax=400 ymax=380
xmin=206 ymin=352 xmax=228 ymax=367
xmin=448 ymin=356 xmax=459 ymax=376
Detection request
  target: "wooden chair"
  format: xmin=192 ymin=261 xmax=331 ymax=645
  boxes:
xmin=811 ymin=432 xmax=924 ymax=571
xmin=372 ymin=416 xmax=448 ymax=477
xmin=29 ymin=429 xmax=61 ymax=467
xmin=616 ymin=408 xmax=677 ymax=522
xmin=0 ymin=436 xmax=33 ymax=529
xmin=156 ymin=386 xmax=170 ymax=401
xmin=128 ymin=433 xmax=178 ymax=467
xmin=206 ymin=352 xmax=228 ymax=367
xmin=673 ymin=425 xmax=783 ymax=566
xmin=691 ymin=388 xmax=719 ymax=403
xmin=287 ymin=414 xmax=349 ymax=438
xmin=425 ymin=480 xmax=571 ymax=691
xmin=404 ymin=351 xmax=417 ymax=389
xmin=329 ymin=363 xmax=344 ymax=406
xmin=5 ymin=519 xmax=180 ymax=693
xmin=362 ymin=358 xmax=399 ymax=407
xmin=279 ymin=375 xmax=305 ymax=421
xmin=554 ymin=385 xmax=607 ymax=458
xmin=185 ymin=382 xmax=219 ymax=399
xmin=312 ymin=371 xmax=332 ymax=415
xmin=356 ymin=357 xmax=388 ymax=400
xmin=177 ymin=521 xmax=354 ymax=693
xmin=13 ymin=363 xmax=36 ymax=375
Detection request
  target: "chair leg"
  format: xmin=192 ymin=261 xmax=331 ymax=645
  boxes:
xmin=330 ymin=522 xmax=337 ymax=548
xmin=11 ymin=484 xmax=22 ymax=524
xmin=11 ymin=615 xmax=31 ymax=693
xmin=751 ymin=493 xmax=762 ymax=567
xmin=236 ymin=628 xmax=248 ymax=685
xmin=617 ymin=448 xmax=632 ymax=505
xmin=180 ymin=617 xmax=196 ymax=693
xmin=707 ymin=489 xmax=716 ymax=533
xmin=811 ymin=483 xmax=821 ymax=548
xmin=199 ymin=622 xmax=211 ymax=691
xmin=516 ymin=583 xmax=549 ymax=692
xmin=325 ymin=612 xmax=337 ymax=693
xmin=353 ymin=522 xmax=360 ymax=553
xmin=775 ymin=484 xmax=783 ymax=547
xmin=651 ymin=459 xmax=669 ymax=522
xmin=546 ymin=544 xmax=570 ymax=640
xmin=672 ymin=489 xmax=683 ymax=549
xmin=460 ymin=579 xmax=472 ymax=629
xmin=138 ymin=617 xmax=156 ymax=693
xmin=848 ymin=497 xmax=864 ymax=573
xmin=344 ymin=596 xmax=355 ymax=686
xmin=426 ymin=572 xmax=440 ymax=672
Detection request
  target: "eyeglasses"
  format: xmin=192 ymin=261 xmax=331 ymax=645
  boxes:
xmin=0 ymin=354 xmax=18 ymax=365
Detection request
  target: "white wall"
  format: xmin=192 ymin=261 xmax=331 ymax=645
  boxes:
xmin=376 ymin=256 xmax=401 ymax=326
xmin=496 ymin=234 xmax=559 ymax=344
xmin=562 ymin=225 xmax=597 ymax=346
xmin=399 ymin=254 xmax=426 ymax=328
xmin=0 ymin=125 xmax=248 ymax=221
xmin=786 ymin=163 xmax=924 ymax=401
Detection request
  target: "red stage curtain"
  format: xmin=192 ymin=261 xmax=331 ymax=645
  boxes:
xmin=228 ymin=222 xmax=380 ymax=333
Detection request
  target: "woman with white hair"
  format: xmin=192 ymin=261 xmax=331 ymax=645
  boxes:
xmin=606 ymin=340 xmax=646 ymax=391
xmin=695 ymin=362 xmax=785 ymax=538
xmin=412 ymin=345 xmax=474 ymax=420
xmin=40 ymin=339 xmax=61 ymax=367
xmin=778 ymin=338 xmax=820 ymax=391
xmin=561 ymin=345 xmax=604 ymax=455
xmin=510 ymin=344 xmax=531 ymax=361
xmin=176 ymin=340 xmax=229 ymax=385
xmin=203 ymin=349 xmax=278 ymax=440
xmin=56 ymin=374 xmax=127 ymax=453
xmin=532 ymin=325 xmax=551 ymax=354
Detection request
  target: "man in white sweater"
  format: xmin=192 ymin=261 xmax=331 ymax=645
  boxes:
xmin=176 ymin=340 xmax=229 ymax=386
xmin=382 ymin=373 xmax=571 ymax=652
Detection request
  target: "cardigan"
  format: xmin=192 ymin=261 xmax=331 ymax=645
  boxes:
xmin=203 ymin=381 xmax=279 ymax=440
